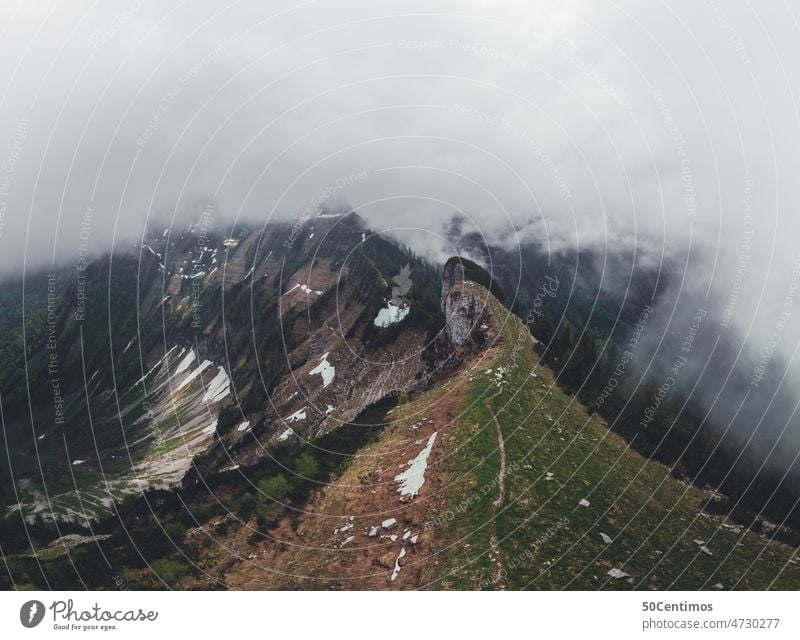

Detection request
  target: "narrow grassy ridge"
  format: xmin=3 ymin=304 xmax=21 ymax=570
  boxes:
xmin=431 ymin=283 xmax=799 ymax=590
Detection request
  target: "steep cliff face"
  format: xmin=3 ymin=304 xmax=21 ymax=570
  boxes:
xmin=440 ymin=256 xmax=465 ymax=309
xmin=443 ymin=281 xmax=488 ymax=347
xmin=420 ymin=257 xmax=493 ymax=385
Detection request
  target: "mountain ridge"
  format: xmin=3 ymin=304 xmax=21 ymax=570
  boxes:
xmin=173 ymin=267 xmax=800 ymax=590
xmin=1 ymin=218 xmax=798 ymax=590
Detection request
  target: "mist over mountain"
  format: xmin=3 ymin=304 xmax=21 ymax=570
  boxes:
xmin=1 ymin=1 xmax=799 ymax=591
xmin=3 ymin=1 xmax=799 ymax=414
xmin=2 ymin=213 xmax=798 ymax=590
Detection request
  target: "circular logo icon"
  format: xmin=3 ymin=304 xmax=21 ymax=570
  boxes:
xmin=20 ymin=600 xmax=45 ymax=628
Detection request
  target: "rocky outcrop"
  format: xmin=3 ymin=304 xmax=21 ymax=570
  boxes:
xmin=443 ymin=283 xmax=488 ymax=347
xmin=421 ymin=263 xmax=495 ymax=385
xmin=441 ymin=258 xmax=466 ymax=310
xmin=442 ymin=256 xmax=494 ymax=347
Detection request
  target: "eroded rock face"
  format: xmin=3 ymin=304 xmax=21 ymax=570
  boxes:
xmin=443 ymin=283 xmax=488 ymax=347
xmin=441 ymin=259 xmax=466 ymax=311
xmin=421 ymin=261 xmax=495 ymax=384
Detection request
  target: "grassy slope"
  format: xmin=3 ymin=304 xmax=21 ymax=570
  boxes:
xmin=137 ymin=281 xmax=799 ymax=590
xmin=426 ymin=283 xmax=798 ymax=590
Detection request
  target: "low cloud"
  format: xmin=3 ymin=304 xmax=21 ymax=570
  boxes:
xmin=2 ymin=1 xmax=800 ymax=462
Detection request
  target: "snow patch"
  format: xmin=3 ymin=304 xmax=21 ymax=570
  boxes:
xmin=309 ymin=352 xmax=335 ymax=387
xmin=175 ymin=359 xmax=213 ymax=391
xmin=285 ymin=408 xmax=306 ymax=423
xmin=134 ymin=345 xmax=181 ymax=386
xmin=391 ymin=547 xmax=406 ymax=581
xmin=202 ymin=420 xmax=218 ymax=435
xmin=374 ymin=301 xmax=410 ymax=327
xmin=287 ymin=283 xmax=323 ymax=296
xmin=394 ymin=432 xmax=437 ymax=498
xmin=142 ymin=244 xmax=162 ymax=259
xmin=201 ymin=368 xmax=231 ymax=403
xmin=133 ymin=360 xmax=163 ymax=387
xmin=174 ymin=350 xmax=196 ymax=375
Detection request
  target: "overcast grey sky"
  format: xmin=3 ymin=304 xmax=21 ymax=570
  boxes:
xmin=1 ymin=0 xmax=799 ymax=364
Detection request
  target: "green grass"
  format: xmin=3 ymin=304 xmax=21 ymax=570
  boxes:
xmin=437 ymin=377 xmax=502 ymax=588
xmin=435 ymin=287 xmax=799 ymax=590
